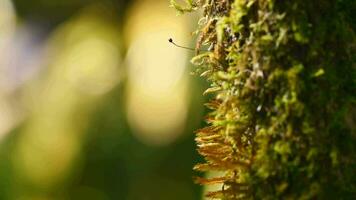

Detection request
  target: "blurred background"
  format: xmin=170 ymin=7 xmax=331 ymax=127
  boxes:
xmin=0 ymin=0 xmax=209 ymax=199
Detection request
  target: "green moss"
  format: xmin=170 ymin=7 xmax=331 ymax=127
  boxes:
xmin=172 ymin=0 xmax=356 ymax=199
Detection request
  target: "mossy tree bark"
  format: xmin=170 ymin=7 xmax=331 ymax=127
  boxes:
xmin=172 ymin=0 xmax=356 ymax=199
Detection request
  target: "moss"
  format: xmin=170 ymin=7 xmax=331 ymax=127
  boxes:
xmin=172 ymin=0 xmax=356 ymax=199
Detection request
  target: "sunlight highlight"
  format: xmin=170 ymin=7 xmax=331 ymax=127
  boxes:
xmin=125 ymin=0 xmax=191 ymax=146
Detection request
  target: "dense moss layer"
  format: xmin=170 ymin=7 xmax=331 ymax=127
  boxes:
xmin=172 ymin=0 xmax=355 ymax=199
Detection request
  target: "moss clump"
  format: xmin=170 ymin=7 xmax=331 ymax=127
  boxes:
xmin=172 ymin=0 xmax=356 ymax=199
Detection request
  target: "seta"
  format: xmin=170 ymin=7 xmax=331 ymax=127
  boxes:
xmin=168 ymin=38 xmax=195 ymax=51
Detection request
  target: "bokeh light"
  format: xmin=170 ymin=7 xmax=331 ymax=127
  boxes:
xmin=125 ymin=0 xmax=191 ymax=146
xmin=11 ymin=7 xmax=122 ymax=199
xmin=0 ymin=0 xmax=17 ymax=140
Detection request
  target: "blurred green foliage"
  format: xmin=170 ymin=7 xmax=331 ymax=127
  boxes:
xmin=0 ymin=0 xmax=206 ymax=199
xmin=12 ymin=0 xmax=130 ymax=26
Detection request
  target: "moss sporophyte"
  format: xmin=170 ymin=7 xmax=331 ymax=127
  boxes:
xmin=171 ymin=0 xmax=356 ymax=199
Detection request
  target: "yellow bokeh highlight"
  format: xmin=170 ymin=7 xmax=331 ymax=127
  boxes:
xmin=125 ymin=0 xmax=192 ymax=146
